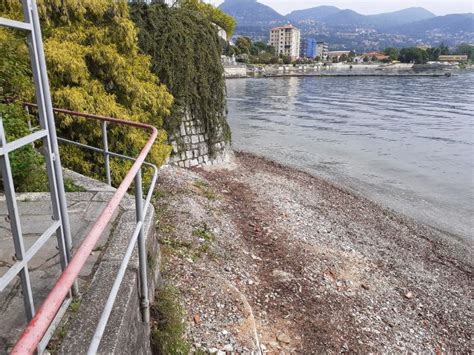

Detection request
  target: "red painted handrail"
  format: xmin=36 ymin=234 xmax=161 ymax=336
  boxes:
xmin=11 ymin=106 xmax=158 ymax=354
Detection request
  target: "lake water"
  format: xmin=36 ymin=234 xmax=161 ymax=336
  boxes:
xmin=226 ymin=73 xmax=474 ymax=240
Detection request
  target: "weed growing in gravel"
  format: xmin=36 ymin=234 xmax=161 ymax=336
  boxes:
xmin=69 ymin=299 xmax=81 ymax=314
xmin=154 ymin=187 xmax=170 ymax=200
xmin=192 ymin=223 xmax=215 ymax=242
xmin=150 ymin=286 xmax=190 ymax=354
xmin=192 ymin=224 xmax=216 ymax=260
xmin=193 ymin=180 xmax=217 ymax=200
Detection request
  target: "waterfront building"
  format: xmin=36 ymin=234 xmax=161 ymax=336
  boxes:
xmin=316 ymin=42 xmax=329 ymax=60
xmin=365 ymin=51 xmax=390 ymax=61
xmin=327 ymin=50 xmax=351 ymax=61
xmin=301 ymin=38 xmax=317 ymax=58
xmin=438 ymin=55 xmax=468 ymax=62
xmin=269 ymin=25 xmax=301 ymax=60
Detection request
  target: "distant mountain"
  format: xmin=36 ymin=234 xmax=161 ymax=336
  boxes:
xmin=219 ymin=0 xmax=285 ymax=26
xmin=394 ymin=13 xmax=474 ymax=35
xmin=219 ymin=0 xmax=287 ymax=39
xmin=368 ymin=7 xmax=436 ymax=27
xmin=287 ymin=6 xmax=340 ymax=22
xmin=218 ymin=0 xmax=474 ymax=51
xmin=288 ymin=6 xmax=436 ymax=28
xmin=322 ymin=9 xmax=368 ymax=26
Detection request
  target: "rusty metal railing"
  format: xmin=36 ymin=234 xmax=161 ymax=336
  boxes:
xmin=11 ymin=105 xmax=159 ymax=354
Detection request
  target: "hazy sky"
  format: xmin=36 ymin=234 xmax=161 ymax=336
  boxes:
xmin=205 ymin=0 xmax=474 ymax=16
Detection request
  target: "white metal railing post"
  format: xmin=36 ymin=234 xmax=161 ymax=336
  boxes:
xmin=135 ymin=169 xmax=150 ymax=323
xmin=0 ymin=120 xmax=36 ymax=321
xmin=101 ymin=121 xmax=111 ymax=185
xmin=22 ymin=0 xmax=77 ymax=294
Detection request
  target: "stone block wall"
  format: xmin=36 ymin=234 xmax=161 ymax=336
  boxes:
xmin=167 ymin=112 xmax=230 ymax=168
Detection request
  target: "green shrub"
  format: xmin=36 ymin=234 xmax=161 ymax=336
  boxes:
xmin=0 ymin=103 xmax=48 ymax=192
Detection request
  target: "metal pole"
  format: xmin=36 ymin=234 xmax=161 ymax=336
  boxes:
xmin=135 ymin=169 xmax=150 ymax=323
xmin=87 ymin=221 xmax=144 ymax=355
xmin=26 ymin=0 xmax=77 ymax=295
xmin=101 ymin=121 xmax=111 ymax=185
xmin=21 ymin=0 xmax=67 ymax=272
xmin=0 ymin=120 xmax=36 ymax=321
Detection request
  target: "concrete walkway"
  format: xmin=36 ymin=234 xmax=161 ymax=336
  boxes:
xmin=0 ymin=171 xmax=118 ymax=353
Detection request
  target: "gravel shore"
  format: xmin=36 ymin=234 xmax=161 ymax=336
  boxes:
xmin=154 ymin=151 xmax=473 ymax=353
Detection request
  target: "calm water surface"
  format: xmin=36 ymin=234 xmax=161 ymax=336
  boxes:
xmin=226 ymin=73 xmax=474 ymax=240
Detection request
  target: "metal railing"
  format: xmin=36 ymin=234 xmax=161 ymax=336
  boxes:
xmin=1 ymin=0 xmax=76 ymax=352
xmin=1 ymin=1 xmax=160 ymax=353
xmin=10 ymin=105 xmax=159 ymax=354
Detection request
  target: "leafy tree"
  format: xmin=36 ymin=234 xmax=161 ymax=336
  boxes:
xmin=0 ymin=0 xmax=173 ymax=185
xmin=0 ymin=104 xmax=48 ymax=192
xmin=426 ymin=47 xmax=441 ymax=61
xmin=438 ymin=43 xmax=450 ymax=55
xmin=235 ymin=37 xmax=252 ymax=55
xmin=384 ymin=47 xmax=399 ymax=61
xmin=231 ymin=37 xmax=279 ymax=64
xmin=0 ymin=30 xmax=32 ymax=103
xmin=455 ymin=43 xmax=474 ymax=60
xmin=399 ymin=47 xmax=428 ymax=64
xmin=129 ymin=2 xmax=230 ymax=151
xmin=222 ymin=41 xmax=236 ymax=57
xmin=269 ymin=56 xmax=280 ymax=64
xmin=0 ymin=29 xmax=47 ymax=191
xmin=347 ymin=51 xmax=355 ymax=62
xmin=282 ymin=55 xmax=292 ymax=64
xmin=250 ymin=41 xmax=274 ymax=56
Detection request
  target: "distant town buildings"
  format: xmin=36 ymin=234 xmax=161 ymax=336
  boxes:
xmin=316 ymin=42 xmax=329 ymax=60
xmin=301 ymin=38 xmax=317 ymax=58
xmin=269 ymin=25 xmax=301 ymax=60
xmin=417 ymin=45 xmax=432 ymax=50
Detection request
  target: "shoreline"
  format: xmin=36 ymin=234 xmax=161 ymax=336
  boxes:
xmin=225 ymin=72 xmax=453 ymax=79
xmin=155 ymin=151 xmax=473 ymax=353
xmin=235 ymin=151 xmax=471 ymax=246
xmin=224 ymin=64 xmax=473 ymax=79
xmin=240 ymin=150 xmax=471 ymax=243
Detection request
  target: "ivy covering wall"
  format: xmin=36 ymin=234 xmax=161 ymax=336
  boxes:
xmin=129 ymin=1 xmax=231 ymax=154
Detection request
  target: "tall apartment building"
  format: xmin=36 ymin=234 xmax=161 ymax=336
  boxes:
xmin=301 ymin=38 xmax=317 ymax=58
xmin=269 ymin=25 xmax=301 ymax=60
xmin=316 ymin=42 xmax=329 ymax=60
